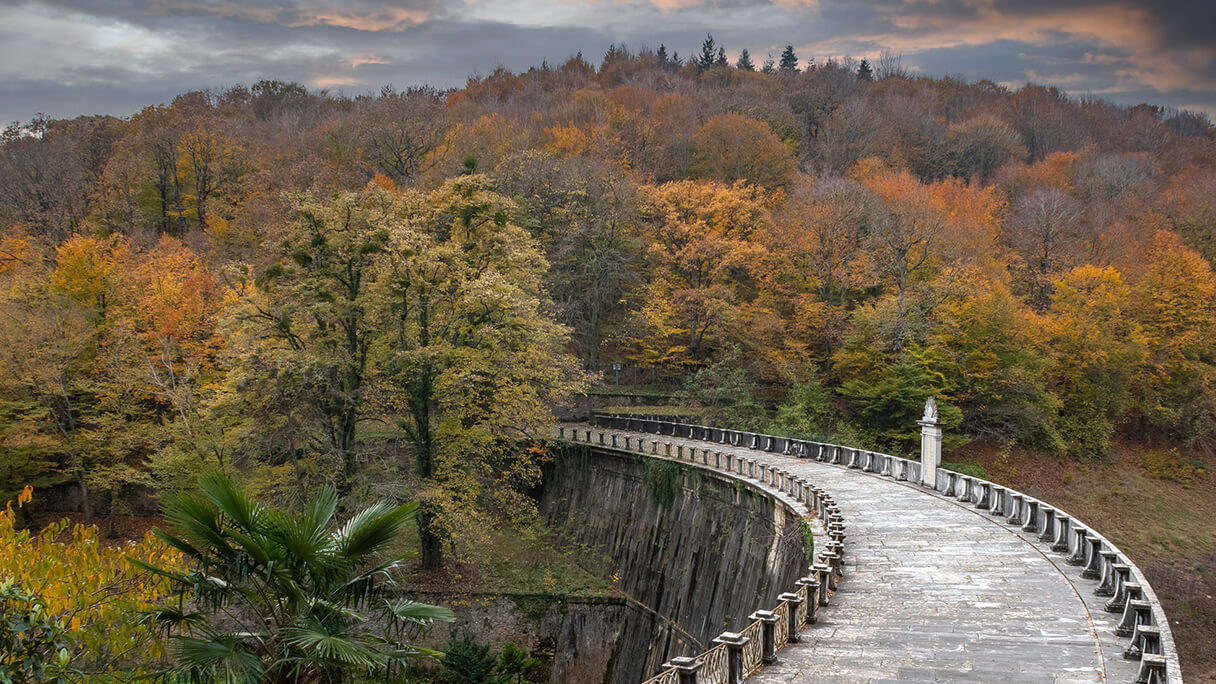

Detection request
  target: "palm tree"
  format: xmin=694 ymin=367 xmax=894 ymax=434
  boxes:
xmin=129 ymin=472 xmax=453 ymax=683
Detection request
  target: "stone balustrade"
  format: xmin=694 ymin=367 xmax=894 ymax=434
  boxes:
xmin=556 ymin=421 xmax=846 ymax=684
xmin=582 ymin=413 xmax=1182 ymax=684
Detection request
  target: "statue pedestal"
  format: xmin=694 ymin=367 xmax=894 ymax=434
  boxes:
xmin=919 ymin=420 xmax=941 ymax=487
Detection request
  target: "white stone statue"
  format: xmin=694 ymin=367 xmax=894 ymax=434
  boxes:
xmin=922 ymin=396 xmax=938 ymax=423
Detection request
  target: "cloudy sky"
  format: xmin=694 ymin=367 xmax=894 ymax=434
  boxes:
xmin=1 ymin=0 xmax=1214 ymax=123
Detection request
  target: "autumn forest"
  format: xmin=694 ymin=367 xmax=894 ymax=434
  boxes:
xmin=3 ymin=41 xmax=1216 ymax=679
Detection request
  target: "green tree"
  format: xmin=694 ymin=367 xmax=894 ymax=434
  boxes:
xmin=696 ymin=34 xmax=718 ymax=73
xmin=857 ymin=59 xmax=873 ymax=81
xmin=930 ymin=278 xmax=1060 ymax=450
xmin=771 ymin=368 xmax=835 ymax=440
xmin=373 ymin=175 xmax=587 ymax=569
xmin=779 ymin=45 xmax=800 ymax=74
xmin=230 ymin=187 xmax=391 ymax=488
xmin=736 ymin=49 xmax=755 ymax=71
xmin=134 ymin=472 xmax=453 ymax=682
xmin=834 ymin=302 xmax=966 ymax=453
xmin=676 ymin=346 xmax=765 ymax=430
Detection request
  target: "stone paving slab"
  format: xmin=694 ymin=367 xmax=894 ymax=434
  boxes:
xmin=579 ymin=426 xmax=1142 ymax=684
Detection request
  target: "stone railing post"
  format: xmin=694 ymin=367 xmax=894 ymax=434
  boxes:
xmin=1021 ymin=499 xmax=1040 ymax=533
xmin=712 ymin=632 xmax=749 ymax=684
xmin=1066 ymin=527 xmax=1089 ymax=565
xmin=749 ymin=611 xmax=780 ymax=664
xmin=1081 ymin=538 xmax=1104 ymax=579
xmin=778 ymin=593 xmax=804 ymax=642
xmin=662 ymin=656 xmax=704 ymax=684
xmin=812 ymin=563 xmax=831 ymax=605
xmin=1007 ymin=493 xmax=1024 ymax=525
xmin=918 ymin=397 xmax=942 ymax=487
xmin=1051 ymin=514 xmax=1072 ymax=553
xmin=988 ymin=485 xmax=1006 ymax=516
xmin=1095 ymin=550 xmax=1119 ymax=596
xmin=796 ymin=576 xmax=821 ymax=623
xmin=1104 ymin=564 xmax=1132 ymax=613
xmin=1038 ymin=507 xmax=1057 ymax=542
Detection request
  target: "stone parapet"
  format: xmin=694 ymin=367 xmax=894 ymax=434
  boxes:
xmin=585 ymin=412 xmax=1183 ymax=684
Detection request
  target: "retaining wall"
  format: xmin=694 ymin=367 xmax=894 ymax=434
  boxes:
xmin=556 ymin=425 xmax=846 ymax=684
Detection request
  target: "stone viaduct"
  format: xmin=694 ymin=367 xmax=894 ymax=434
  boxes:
xmin=557 ymin=412 xmax=1181 ymax=684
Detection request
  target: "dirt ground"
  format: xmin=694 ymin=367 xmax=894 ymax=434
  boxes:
xmin=956 ymin=442 xmax=1216 ymax=682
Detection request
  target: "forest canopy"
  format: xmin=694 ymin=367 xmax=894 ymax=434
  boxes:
xmin=2 ymin=45 xmax=1216 ymax=545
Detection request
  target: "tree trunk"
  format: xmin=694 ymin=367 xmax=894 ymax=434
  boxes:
xmin=417 ymin=505 xmax=443 ymax=570
xmin=76 ymin=466 xmax=92 ymax=525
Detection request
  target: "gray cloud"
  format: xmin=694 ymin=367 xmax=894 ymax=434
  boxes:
xmin=0 ymin=0 xmax=1212 ymax=122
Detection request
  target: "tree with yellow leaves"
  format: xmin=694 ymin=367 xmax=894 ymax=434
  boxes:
xmin=1130 ymin=230 xmax=1216 ymax=448
xmin=1047 ymin=265 xmax=1146 ymax=458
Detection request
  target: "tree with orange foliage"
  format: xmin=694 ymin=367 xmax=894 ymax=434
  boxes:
xmin=771 ymin=175 xmax=873 ymax=365
xmin=859 ymin=167 xmax=947 ymax=348
xmin=631 ymin=180 xmax=769 ymax=365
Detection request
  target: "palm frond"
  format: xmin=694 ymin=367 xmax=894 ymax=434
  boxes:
xmin=333 ymin=501 xmax=418 ymax=563
xmin=199 ymin=470 xmax=264 ymax=533
xmin=281 ymin=619 xmax=387 ymax=668
xmin=145 ymin=606 xmax=207 ymax=632
xmin=171 ymin=634 xmax=265 ymax=680
xmin=224 ymin=527 xmax=272 ymax=567
xmin=304 ymin=486 xmax=339 ymax=534
xmin=263 ymin=508 xmax=343 ymax=586
xmin=150 ymin=528 xmax=204 ymax=560
xmin=387 ymin=598 xmax=454 ymax=625
xmin=163 ymin=492 xmax=233 ymax=557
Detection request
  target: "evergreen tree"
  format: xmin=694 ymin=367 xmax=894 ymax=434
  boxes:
xmin=761 ymin=54 xmax=776 ymax=73
xmin=857 ymin=58 xmax=874 ymax=81
xmin=657 ymin=43 xmax=669 ymax=66
xmin=715 ymin=47 xmax=728 ymax=68
xmin=736 ymin=48 xmax=755 ymax=71
xmin=779 ymin=44 xmax=800 ymax=73
xmin=697 ymin=33 xmax=718 ymax=73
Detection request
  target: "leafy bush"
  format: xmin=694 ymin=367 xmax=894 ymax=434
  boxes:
xmin=441 ymin=637 xmax=543 ymax=684
xmin=0 ymin=486 xmax=184 ymax=677
xmin=1142 ymin=449 xmax=1205 ymax=484
xmin=0 ymin=580 xmax=74 ymax=683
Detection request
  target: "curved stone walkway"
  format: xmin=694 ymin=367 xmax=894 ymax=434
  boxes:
xmin=580 ymin=425 xmax=1142 ymax=683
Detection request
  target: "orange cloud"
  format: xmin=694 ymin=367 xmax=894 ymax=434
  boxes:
xmin=285 ymin=7 xmax=429 ymax=31
xmin=813 ymin=2 xmax=1215 ymax=94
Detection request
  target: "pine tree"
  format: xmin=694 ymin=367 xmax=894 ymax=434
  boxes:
xmin=858 ymin=58 xmax=873 ymax=81
xmin=761 ymin=54 xmax=776 ymax=74
xmin=736 ymin=48 xmax=755 ymax=71
xmin=697 ymin=33 xmax=717 ymax=73
xmin=715 ymin=47 xmax=728 ymax=68
xmin=779 ymin=44 xmax=800 ymax=73
xmin=657 ymin=44 xmax=669 ymax=66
